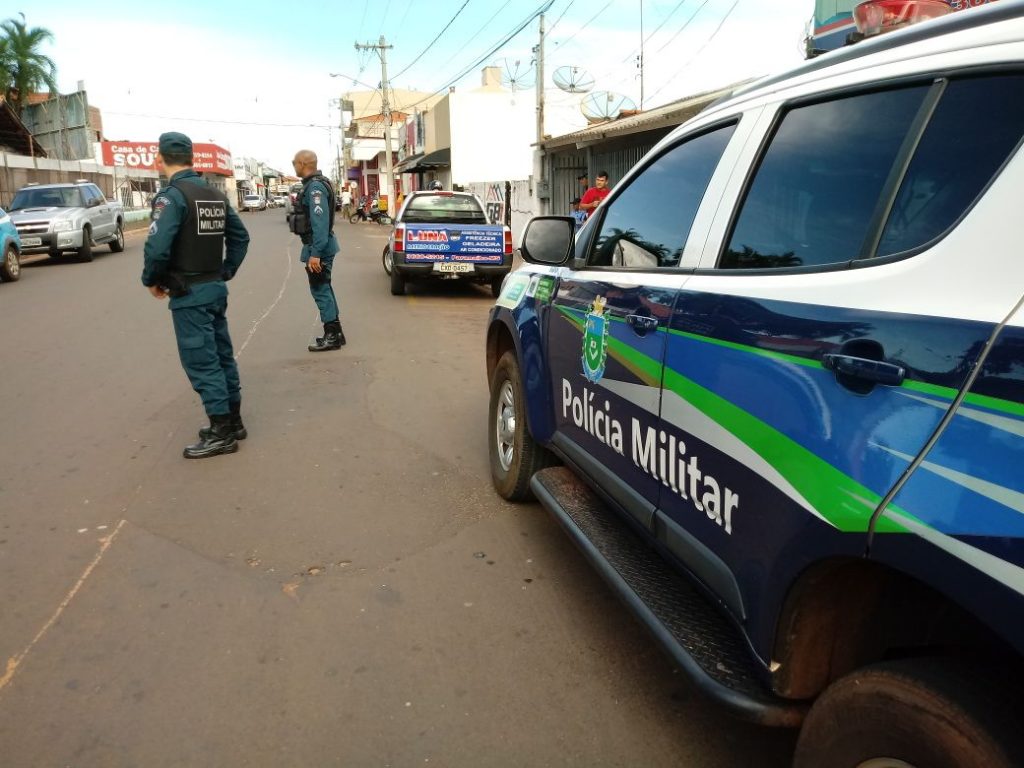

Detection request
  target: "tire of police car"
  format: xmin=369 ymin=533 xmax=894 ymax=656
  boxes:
xmin=390 ymin=264 xmax=405 ymax=296
xmin=1 ymin=243 xmax=20 ymax=282
xmin=489 ymin=350 xmax=552 ymax=501
xmin=794 ymin=658 xmax=1022 ymax=768
xmin=76 ymin=226 xmax=93 ymax=262
xmin=109 ymin=223 xmax=124 ymax=253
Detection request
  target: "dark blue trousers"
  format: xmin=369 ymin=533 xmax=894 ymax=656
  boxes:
xmin=171 ymin=295 xmax=240 ymax=416
xmin=308 ymin=254 xmax=339 ymax=323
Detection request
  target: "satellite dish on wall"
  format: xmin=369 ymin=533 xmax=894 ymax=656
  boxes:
xmin=497 ymin=58 xmax=536 ymax=91
xmin=580 ymin=91 xmax=638 ymax=122
xmin=553 ymin=66 xmax=595 ymax=94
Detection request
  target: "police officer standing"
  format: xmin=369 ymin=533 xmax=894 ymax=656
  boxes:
xmin=290 ymin=149 xmax=345 ymax=351
xmin=142 ymin=132 xmax=250 ymax=459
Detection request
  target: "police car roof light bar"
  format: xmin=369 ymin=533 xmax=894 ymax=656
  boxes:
xmin=853 ymin=0 xmax=952 ymax=38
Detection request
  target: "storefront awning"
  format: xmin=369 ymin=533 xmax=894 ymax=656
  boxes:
xmin=394 ymin=152 xmax=423 ymax=173
xmin=398 ymin=147 xmax=450 ymax=173
xmin=352 ymin=144 xmax=384 ymax=161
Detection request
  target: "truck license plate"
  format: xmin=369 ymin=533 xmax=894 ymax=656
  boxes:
xmin=436 ymin=263 xmax=473 ymax=273
xmin=21 ymin=237 xmax=42 ymax=247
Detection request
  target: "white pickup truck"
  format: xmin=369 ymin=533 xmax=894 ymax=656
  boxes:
xmin=9 ymin=180 xmax=125 ymax=262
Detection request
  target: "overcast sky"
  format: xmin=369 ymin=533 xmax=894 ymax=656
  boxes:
xmin=27 ymin=0 xmax=813 ymax=172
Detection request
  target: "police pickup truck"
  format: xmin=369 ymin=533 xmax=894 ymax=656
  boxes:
xmin=383 ymin=190 xmax=512 ymax=297
xmin=9 ymin=180 xmax=125 ymax=262
xmin=487 ymin=4 xmax=1024 ymax=765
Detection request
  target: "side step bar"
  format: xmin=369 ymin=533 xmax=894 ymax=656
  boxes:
xmin=531 ymin=466 xmax=806 ymax=728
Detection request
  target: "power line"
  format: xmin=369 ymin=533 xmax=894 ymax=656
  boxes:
xmin=378 ymin=0 xmax=393 ymax=37
xmin=422 ymin=0 xmax=512 ymax=87
xmin=657 ymin=0 xmax=713 ymax=53
xmin=553 ymin=0 xmax=612 ymax=49
xmin=405 ymin=0 xmax=554 ymax=111
xmin=546 ymin=0 xmax=577 ymax=37
xmin=620 ymin=0 xmax=689 ymax=63
xmin=105 ymin=110 xmax=335 ymax=129
xmin=391 ymin=0 xmax=474 ymax=81
xmin=398 ymin=0 xmax=414 ymax=28
xmin=646 ymin=0 xmax=740 ymax=103
xmin=357 ymin=0 xmax=369 ymax=40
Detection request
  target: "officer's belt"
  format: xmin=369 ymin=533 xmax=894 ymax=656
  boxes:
xmin=171 ymin=271 xmax=222 ymax=287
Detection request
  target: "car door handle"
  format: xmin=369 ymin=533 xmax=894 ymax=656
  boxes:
xmin=823 ymin=354 xmax=905 ymax=386
xmin=626 ymin=314 xmax=659 ymax=334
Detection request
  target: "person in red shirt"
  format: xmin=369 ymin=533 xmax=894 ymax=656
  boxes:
xmin=579 ymin=171 xmax=610 ymax=219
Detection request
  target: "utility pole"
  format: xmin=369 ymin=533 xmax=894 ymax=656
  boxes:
xmin=639 ymin=1 xmax=645 ymax=109
xmin=535 ymin=13 xmax=545 ymax=147
xmin=355 ymin=36 xmax=396 ymax=218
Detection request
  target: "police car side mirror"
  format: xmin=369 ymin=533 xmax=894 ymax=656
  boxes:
xmin=520 ymin=217 xmax=575 ymax=266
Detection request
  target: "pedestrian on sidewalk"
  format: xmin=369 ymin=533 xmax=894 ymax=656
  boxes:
xmin=141 ymin=131 xmax=250 ymax=459
xmin=290 ymin=149 xmax=346 ymax=352
xmin=340 ymin=185 xmax=353 ymax=220
xmin=579 ymin=170 xmax=611 ymax=220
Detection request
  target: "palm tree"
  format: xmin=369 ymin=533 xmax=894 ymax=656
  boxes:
xmin=0 ymin=14 xmax=58 ymax=116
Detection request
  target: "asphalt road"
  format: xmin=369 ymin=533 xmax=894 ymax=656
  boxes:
xmin=0 ymin=210 xmax=797 ymax=767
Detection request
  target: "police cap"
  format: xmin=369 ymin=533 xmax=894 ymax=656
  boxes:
xmin=159 ymin=132 xmax=193 ymax=155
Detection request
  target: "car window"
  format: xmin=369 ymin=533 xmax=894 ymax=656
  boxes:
xmin=10 ymin=187 xmax=85 ymax=210
xmin=721 ymin=85 xmax=929 ymax=269
xmin=587 ymin=123 xmax=737 ymax=269
xmin=877 ymin=75 xmax=1024 ymax=256
xmin=402 ymin=195 xmax=487 ymax=224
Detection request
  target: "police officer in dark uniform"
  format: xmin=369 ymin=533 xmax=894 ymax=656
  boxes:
xmin=290 ymin=149 xmax=345 ymax=351
xmin=142 ymin=132 xmax=250 ymax=459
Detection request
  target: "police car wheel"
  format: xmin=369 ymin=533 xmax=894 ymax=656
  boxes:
xmin=76 ymin=227 xmax=93 ymax=263
xmin=794 ymin=659 xmax=1021 ymax=768
xmin=1 ymin=244 xmax=20 ymax=282
xmin=488 ymin=350 xmax=553 ymax=501
xmin=382 ymin=246 xmax=392 ymax=276
xmin=109 ymin=224 xmax=124 ymax=253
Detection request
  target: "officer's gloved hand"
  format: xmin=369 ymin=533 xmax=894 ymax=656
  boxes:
xmin=221 ymin=269 xmax=234 ymax=281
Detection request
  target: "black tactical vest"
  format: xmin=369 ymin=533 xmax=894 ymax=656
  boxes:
xmin=290 ymin=174 xmax=335 ymax=240
xmin=168 ymin=180 xmax=228 ymax=273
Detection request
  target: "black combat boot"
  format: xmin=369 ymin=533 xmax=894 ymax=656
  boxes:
xmin=184 ymin=414 xmax=239 ymax=459
xmin=198 ymin=401 xmax=246 ymax=441
xmin=308 ymin=320 xmax=345 ymax=352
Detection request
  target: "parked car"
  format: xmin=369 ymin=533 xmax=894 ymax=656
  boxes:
xmin=0 ymin=206 xmax=22 ymax=282
xmin=487 ymin=4 xmax=1024 ymax=765
xmin=383 ymin=190 xmax=512 ymax=297
xmin=241 ymin=194 xmax=267 ymax=212
xmin=273 ymin=195 xmax=288 ymax=208
xmin=8 ymin=181 xmax=125 ymax=262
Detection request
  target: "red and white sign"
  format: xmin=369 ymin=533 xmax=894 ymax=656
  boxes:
xmin=100 ymin=141 xmax=233 ymax=176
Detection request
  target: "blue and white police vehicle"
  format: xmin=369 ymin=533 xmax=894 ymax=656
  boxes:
xmin=487 ymin=3 xmax=1024 ymax=764
xmin=0 ymin=206 xmax=22 ymax=283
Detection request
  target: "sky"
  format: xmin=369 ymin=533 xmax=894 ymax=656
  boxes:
xmin=24 ymin=0 xmax=814 ymax=173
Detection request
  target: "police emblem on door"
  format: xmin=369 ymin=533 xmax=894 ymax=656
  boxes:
xmin=582 ymin=296 xmax=609 ymax=383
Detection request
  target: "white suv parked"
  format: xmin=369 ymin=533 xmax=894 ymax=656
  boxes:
xmin=9 ymin=180 xmax=125 ymax=262
xmin=489 ymin=3 xmax=1024 ymax=765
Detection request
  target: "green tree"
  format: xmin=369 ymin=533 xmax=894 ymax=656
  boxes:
xmin=0 ymin=13 xmax=58 ymax=116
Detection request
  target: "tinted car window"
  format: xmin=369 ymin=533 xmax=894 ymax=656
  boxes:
xmin=877 ymin=75 xmax=1024 ymax=256
xmin=722 ymin=85 xmax=929 ymax=269
xmin=402 ymin=195 xmax=487 ymax=224
xmin=10 ymin=187 xmax=85 ymax=210
xmin=588 ymin=123 xmax=736 ymax=269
